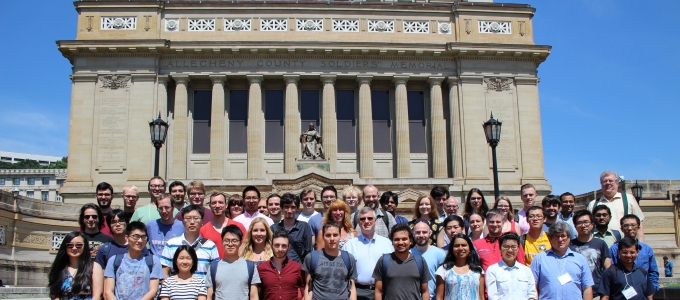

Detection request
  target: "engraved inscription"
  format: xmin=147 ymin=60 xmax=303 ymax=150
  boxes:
xmin=161 ymin=58 xmax=453 ymax=72
xmin=97 ymin=97 xmax=129 ymax=170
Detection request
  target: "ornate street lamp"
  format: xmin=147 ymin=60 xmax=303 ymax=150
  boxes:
xmin=631 ymin=180 xmax=644 ymax=203
xmin=483 ymin=113 xmax=502 ymax=199
xmin=149 ymin=113 xmax=169 ymax=177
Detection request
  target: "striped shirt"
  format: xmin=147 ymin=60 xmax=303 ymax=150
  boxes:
xmin=160 ymin=234 xmax=219 ymax=279
xmin=159 ymin=275 xmax=207 ymax=300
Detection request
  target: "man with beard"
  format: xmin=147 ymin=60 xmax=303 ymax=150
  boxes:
xmin=569 ymin=210 xmax=611 ymax=296
xmin=303 ymin=222 xmax=357 ymax=300
xmin=79 ymin=203 xmax=114 ymax=258
xmin=257 ymin=231 xmax=306 ymax=300
xmin=200 ymin=191 xmax=246 ymax=259
xmin=168 ymin=181 xmax=187 ymax=211
xmin=587 ymin=171 xmax=645 ymax=241
xmin=609 ymin=215 xmax=659 ymax=292
xmin=559 ymin=192 xmax=577 ymax=229
xmin=592 ymin=205 xmax=623 ymax=248
xmin=475 ymin=209 xmax=526 ymax=272
xmin=146 ymin=194 xmax=185 ymax=255
xmin=353 ymin=185 xmax=396 ymax=238
xmin=516 ymin=183 xmax=538 ymax=235
xmin=542 ymin=194 xmax=577 ymax=239
xmin=131 ymin=176 xmax=178 ymax=224
xmin=411 ymin=221 xmax=446 ymax=300
xmin=175 ymin=180 xmax=214 ymax=225
xmin=270 ymin=193 xmax=312 ymax=264
xmin=266 ymin=194 xmax=282 ymax=223
xmin=94 ymin=182 xmax=114 ymax=237
xmin=121 ymin=185 xmax=139 ymax=223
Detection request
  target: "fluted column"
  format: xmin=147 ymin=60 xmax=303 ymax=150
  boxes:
xmin=393 ymin=76 xmax=410 ymax=178
xmin=357 ymin=76 xmax=374 ymax=178
xmin=171 ymin=75 xmax=190 ymax=180
xmin=448 ymin=77 xmax=464 ymax=180
xmin=429 ymin=77 xmax=448 ymax=178
xmin=157 ymin=76 xmax=169 ymax=178
xmin=320 ymin=75 xmax=337 ymax=172
xmin=209 ymin=75 xmax=226 ymax=179
xmin=247 ymin=75 xmax=264 ymax=179
xmin=283 ymin=74 xmax=300 ymax=174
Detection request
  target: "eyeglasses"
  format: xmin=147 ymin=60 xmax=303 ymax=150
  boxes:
xmin=84 ymin=215 xmax=98 ymax=220
xmin=575 ymin=221 xmax=592 ymax=227
xmin=622 ymin=224 xmax=638 ymax=229
xmin=601 ymin=179 xmax=617 ymax=184
xmin=66 ymin=243 xmax=84 ymax=249
xmin=183 ymin=217 xmax=202 ymax=222
xmin=223 ymin=239 xmax=240 ymax=245
xmin=110 ymin=220 xmax=126 ymax=226
xmin=445 ymin=205 xmax=459 ymax=209
xmin=123 ymin=195 xmax=138 ymax=199
xmin=128 ymin=234 xmax=148 ymax=241
xmin=359 ymin=217 xmax=374 ymax=221
xmin=322 ymin=195 xmax=336 ymax=199
xmin=230 ymin=203 xmax=244 ymax=207
xmin=528 ymin=215 xmax=544 ymax=220
xmin=149 ymin=184 xmax=165 ymax=189
xmin=551 ymin=235 xmax=570 ymax=240
xmin=501 ymin=245 xmax=518 ymax=251
xmin=158 ymin=206 xmax=173 ymax=212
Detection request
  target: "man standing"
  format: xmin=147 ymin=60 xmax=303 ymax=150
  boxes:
xmin=121 ymin=185 xmax=139 ymax=223
xmin=522 ymin=206 xmax=551 ymax=266
xmin=145 ymin=194 xmax=185 ymax=255
xmin=379 ymin=191 xmax=409 ymax=224
xmin=175 ymin=180 xmax=214 ymax=225
xmin=259 ymin=198 xmax=270 ymax=216
xmin=542 ymin=195 xmax=577 ymax=239
xmin=373 ymin=223 xmax=430 ymax=300
xmin=516 ymin=184 xmax=538 ymax=235
xmin=530 ymin=222 xmax=594 ymax=300
xmin=442 ymin=197 xmax=459 ymax=219
xmin=168 ymin=181 xmax=187 ymax=211
xmin=270 ymin=193 xmax=313 ymax=264
xmin=80 ymin=203 xmax=114 ymax=257
xmin=559 ymin=192 xmax=576 ymax=228
xmin=599 ymin=237 xmax=656 ymax=300
xmin=207 ymin=225 xmax=261 ymax=300
xmin=267 ymin=193 xmax=282 ymax=223
xmin=592 ymin=205 xmax=623 ymax=248
xmin=200 ymin=191 xmax=246 ymax=259
xmin=664 ymin=256 xmax=674 ymax=277
xmin=609 ymin=215 xmax=659 ymax=292
xmin=486 ymin=232 xmax=538 ymax=300
xmin=94 ymin=182 xmax=114 ymax=237
xmin=474 ymin=209 xmax=526 ymax=272
xmin=131 ymin=177 xmax=177 ymax=224
xmin=429 ymin=186 xmax=449 ymax=221
xmin=587 ymin=171 xmax=645 ymax=241
xmin=411 ymin=222 xmax=446 ymax=299
xmin=344 ymin=207 xmax=394 ymax=300
xmin=354 ymin=185 xmax=396 ymax=238
xmin=321 ymin=185 xmax=338 ymax=210
xmin=258 ymin=231 xmax=306 ymax=300
xmin=234 ymin=186 xmax=274 ymax=229
xmin=569 ymin=210 xmax=611 ymax=296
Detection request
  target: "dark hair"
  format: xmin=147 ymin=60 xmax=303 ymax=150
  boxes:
xmin=267 ymin=193 xmax=282 ymax=205
xmin=95 ymin=182 xmax=114 ymax=195
xmin=321 ymin=185 xmax=338 ymax=197
xmin=227 ymin=195 xmax=244 ymax=218
xmin=430 ymin=186 xmax=450 ymax=199
xmin=559 ymin=192 xmax=575 ymax=201
xmin=620 ymin=214 xmax=640 ymax=227
xmin=527 ymin=206 xmax=545 ymax=216
xmin=106 ymin=209 xmax=127 ymax=230
xmin=541 ymin=194 xmax=561 ymax=207
xmin=573 ymin=209 xmax=592 ymax=224
xmin=499 ymin=232 xmax=520 ymax=248
xmin=181 ymin=204 xmax=205 ymax=219
xmin=79 ymin=203 xmax=104 ymax=231
xmin=242 ymin=186 xmax=260 ymax=199
xmin=379 ymin=191 xmax=398 ymax=206
xmin=389 ymin=223 xmax=414 ymax=249
xmin=172 ymin=245 xmax=198 ymax=274
xmin=272 ymin=230 xmax=290 ymax=243
xmin=463 ymin=188 xmax=489 ymax=218
xmin=280 ymin=193 xmax=299 ymax=208
xmin=322 ymin=221 xmax=341 ymax=235
xmin=147 ymin=176 xmax=166 ymax=189
xmin=221 ymin=224 xmax=244 ymax=240
xmin=443 ymin=215 xmax=467 ymax=235
xmin=443 ymin=233 xmax=483 ymax=273
xmin=592 ymin=204 xmax=612 ymax=216
xmin=664 ymin=256 xmax=669 ymax=260
xmin=618 ymin=236 xmax=641 ymax=250
xmin=48 ymin=232 xmax=92 ymax=299
xmin=125 ymin=221 xmax=148 ymax=235
xmin=169 ymin=181 xmax=186 ymax=192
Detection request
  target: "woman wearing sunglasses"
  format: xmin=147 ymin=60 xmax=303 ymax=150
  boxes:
xmin=48 ymin=231 xmax=93 ymax=300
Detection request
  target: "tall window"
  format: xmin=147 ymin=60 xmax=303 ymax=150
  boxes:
xmin=193 ymin=90 xmax=212 ymax=154
xmin=13 ymin=178 xmax=19 ymax=185
xmin=301 ymin=90 xmax=320 ymax=132
xmin=0 ymin=178 xmax=4 ymax=185
xmin=408 ymin=91 xmax=426 ymax=153
xmin=41 ymin=191 xmax=49 ymax=201
xmin=265 ymin=90 xmax=284 ymax=153
xmin=42 ymin=177 xmax=50 ymax=185
xmin=28 ymin=178 xmax=35 ymax=185
xmin=229 ymin=90 xmax=249 ymax=153
xmin=372 ymin=90 xmax=391 ymax=153
xmin=336 ymin=90 xmax=356 ymax=153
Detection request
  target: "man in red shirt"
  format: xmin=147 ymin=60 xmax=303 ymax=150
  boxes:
xmin=473 ymin=209 xmax=526 ymax=272
xmin=257 ymin=231 xmax=306 ymax=300
xmin=200 ymin=191 xmax=246 ymax=258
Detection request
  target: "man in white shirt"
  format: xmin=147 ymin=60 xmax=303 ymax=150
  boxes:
xmin=486 ymin=232 xmax=537 ymax=300
xmin=233 ymin=186 xmax=274 ymax=229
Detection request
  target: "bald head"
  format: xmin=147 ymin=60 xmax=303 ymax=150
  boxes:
xmin=444 ymin=196 xmax=459 ymax=217
xmin=362 ymin=185 xmax=379 ymax=209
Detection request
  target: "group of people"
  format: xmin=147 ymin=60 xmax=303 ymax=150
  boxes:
xmin=47 ymin=170 xmax=661 ymax=300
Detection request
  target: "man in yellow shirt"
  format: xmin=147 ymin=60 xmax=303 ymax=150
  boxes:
xmin=521 ymin=206 xmax=551 ymax=266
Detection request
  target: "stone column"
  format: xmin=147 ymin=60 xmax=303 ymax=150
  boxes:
xmin=66 ymin=74 xmax=98 ymax=184
xmin=448 ymin=77 xmax=464 ymax=180
xmin=321 ymin=75 xmax=337 ymax=172
xmin=393 ymin=76 xmax=410 ymax=178
xmin=247 ymin=75 xmax=264 ymax=179
xmin=171 ymin=75 xmax=189 ymax=180
xmin=429 ymin=77 xmax=447 ymax=178
xmin=209 ymin=75 xmax=226 ymax=179
xmin=157 ymin=76 xmax=169 ymax=178
xmin=283 ymin=74 xmax=300 ymax=174
xmin=357 ymin=76 xmax=374 ymax=178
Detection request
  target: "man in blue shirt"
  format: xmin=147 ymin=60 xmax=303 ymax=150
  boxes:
xmin=145 ymin=194 xmax=185 ymax=255
xmin=344 ymin=207 xmax=394 ymax=300
xmin=270 ymin=193 xmax=313 ymax=264
xmin=609 ymin=214 xmax=659 ymax=292
xmin=664 ymin=256 xmax=673 ymax=277
xmin=530 ymin=221 xmax=594 ymax=300
xmin=410 ymin=221 xmax=446 ymax=299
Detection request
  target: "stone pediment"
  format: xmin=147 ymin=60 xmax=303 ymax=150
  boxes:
xmin=398 ymin=189 xmax=425 ymax=203
xmin=272 ymin=173 xmax=353 ymax=196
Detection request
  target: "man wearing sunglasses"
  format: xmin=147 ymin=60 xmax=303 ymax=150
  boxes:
xmin=79 ymin=203 xmax=113 ymax=259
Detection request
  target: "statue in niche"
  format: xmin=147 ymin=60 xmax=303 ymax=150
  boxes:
xmin=300 ymin=123 xmax=325 ymax=160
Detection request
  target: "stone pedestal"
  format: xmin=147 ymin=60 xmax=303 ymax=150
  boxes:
xmin=296 ymin=159 xmax=330 ymax=172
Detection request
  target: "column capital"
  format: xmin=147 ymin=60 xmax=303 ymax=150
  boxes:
xmin=356 ymin=75 xmax=373 ymax=85
xmin=157 ymin=75 xmax=170 ymax=84
xmin=283 ymin=74 xmax=300 ymax=84
xmin=171 ymin=74 xmax=190 ymax=85
xmin=320 ymin=74 xmax=337 ymax=84
xmin=428 ymin=77 xmax=445 ymax=86
xmin=247 ymin=74 xmax=264 ymax=84
xmin=209 ymin=74 xmax=227 ymax=84
xmin=70 ymin=73 xmax=99 ymax=83
xmin=446 ymin=76 xmax=460 ymax=85
xmin=393 ymin=75 xmax=409 ymax=85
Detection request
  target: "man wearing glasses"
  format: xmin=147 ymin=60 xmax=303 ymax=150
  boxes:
xmin=609 ymin=214 xmax=659 ymax=292
xmin=146 ymin=194 xmax=185 ymax=255
xmin=121 ymin=185 xmax=139 ymax=223
xmin=131 ymin=176 xmax=178 ymax=224
xmin=569 ymin=210 xmax=611 ymax=296
xmin=355 ymin=185 xmax=396 ymax=238
xmin=175 ymin=180 xmax=214 ymax=225
xmin=160 ymin=205 xmax=220 ymax=279
xmin=521 ymin=206 xmax=550 ymax=266
xmin=233 ymin=186 xmax=274 ymax=230
xmin=94 ymin=182 xmax=114 ymax=237
xmin=587 ymin=171 xmax=645 ymax=241
xmin=486 ymin=232 xmax=537 ymax=300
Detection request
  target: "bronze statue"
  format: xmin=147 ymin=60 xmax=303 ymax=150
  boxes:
xmin=300 ymin=123 xmax=325 ymax=160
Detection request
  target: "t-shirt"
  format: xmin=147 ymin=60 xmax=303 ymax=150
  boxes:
xmin=82 ymin=232 xmax=113 ymax=259
xmin=130 ymin=204 xmax=179 ymax=225
xmin=523 ymin=231 xmax=551 ymax=266
xmin=199 ymin=220 xmax=247 ymax=259
xmin=298 ymin=211 xmax=322 ymax=236
xmin=569 ymin=237 xmax=610 ymax=292
xmin=145 ymin=219 xmax=185 ymax=255
xmin=175 ymin=207 xmax=214 ymax=225
xmin=434 ymin=266 xmax=482 ymax=300
xmin=373 ymin=253 xmax=431 ymax=300
xmin=159 ymin=276 xmax=207 ymax=300
xmin=103 ymin=254 xmax=163 ymax=300
xmin=94 ymin=241 xmax=150 ymax=269
xmin=302 ymin=250 xmax=358 ymax=300
xmin=410 ymin=247 xmax=446 ymax=299
xmin=665 ymin=261 xmax=674 ymax=276
xmin=206 ymin=258 xmax=262 ymax=300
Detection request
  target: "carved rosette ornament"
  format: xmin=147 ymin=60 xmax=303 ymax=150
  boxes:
xmin=100 ymin=75 xmax=130 ymax=90
xmin=484 ymin=77 xmax=513 ymax=92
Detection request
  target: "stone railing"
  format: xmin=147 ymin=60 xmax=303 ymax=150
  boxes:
xmin=0 ymin=191 xmax=79 ymax=221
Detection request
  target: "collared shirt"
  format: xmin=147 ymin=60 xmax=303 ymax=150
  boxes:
xmin=598 ymin=262 xmax=655 ymax=300
xmin=530 ymin=248 xmax=594 ymax=300
xmin=610 ymin=240 xmax=659 ymax=291
xmin=592 ymin=228 xmax=621 ymax=248
xmin=558 ymin=212 xmax=574 ymax=226
xmin=233 ymin=210 xmax=274 ymax=230
xmin=486 ymin=260 xmax=537 ymax=300
xmin=474 ymin=235 xmax=526 ymax=272
xmin=257 ymin=258 xmax=305 ymax=300
xmin=523 ymin=231 xmax=551 ymax=266
xmin=438 ymin=212 xmax=447 ymax=222
xmin=543 ymin=221 xmax=578 ymax=239
xmin=395 ymin=215 xmax=410 ymax=224
xmin=270 ymin=219 xmax=313 ymax=264
xmin=351 ymin=208 xmax=396 ymax=239
xmin=160 ymin=234 xmax=220 ymax=278
xmin=343 ymin=234 xmax=394 ymax=285
xmin=587 ymin=193 xmax=645 ymax=232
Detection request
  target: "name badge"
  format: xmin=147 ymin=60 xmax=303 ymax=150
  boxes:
xmin=622 ymin=286 xmax=638 ymax=299
xmin=558 ymin=273 xmax=572 ymax=285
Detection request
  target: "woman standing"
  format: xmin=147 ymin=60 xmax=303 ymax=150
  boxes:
xmin=493 ymin=196 xmax=520 ymax=234
xmin=408 ymin=194 xmax=443 ymax=246
xmin=159 ymin=245 xmax=207 ymax=300
xmin=48 ymin=231 xmax=93 ymax=300
xmin=227 ymin=194 xmax=244 ymax=220
xmin=316 ymin=200 xmax=356 ymax=250
xmin=340 ymin=185 xmax=362 ymax=216
xmin=463 ymin=189 xmax=489 ymax=221
xmin=437 ymin=215 xmax=466 ymax=249
xmin=467 ymin=212 xmax=486 ymax=243
xmin=240 ymin=217 xmax=273 ymax=265
xmin=435 ymin=234 xmax=484 ymax=300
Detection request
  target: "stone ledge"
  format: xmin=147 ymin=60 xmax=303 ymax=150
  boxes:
xmin=0 ymin=287 xmax=48 ymax=299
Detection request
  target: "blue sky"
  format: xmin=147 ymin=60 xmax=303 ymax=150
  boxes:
xmin=0 ymin=1 xmax=678 ymax=195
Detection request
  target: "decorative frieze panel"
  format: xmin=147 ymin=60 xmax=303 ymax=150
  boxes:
xmin=51 ymin=232 xmax=67 ymax=250
xmin=224 ymin=19 xmax=251 ymax=31
xmin=188 ymin=19 xmax=216 ymax=32
xmin=484 ymin=77 xmax=513 ymax=91
xmin=165 ymin=19 xmax=179 ymax=32
xmin=261 ymin=19 xmax=287 ymax=31
xmin=403 ymin=21 xmax=429 ymax=34
xmin=478 ymin=21 xmax=511 ymax=34
xmin=99 ymin=75 xmax=130 ymax=90
xmin=332 ymin=19 xmax=359 ymax=32
xmin=438 ymin=22 xmax=452 ymax=34
xmin=297 ymin=19 xmax=323 ymax=31
xmin=368 ymin=20 xmax=394 ymax=33
xmin=101 ymin=17 xmax=136 ymax=30
xmin=0 ymin=226 xmax=5 ymax=246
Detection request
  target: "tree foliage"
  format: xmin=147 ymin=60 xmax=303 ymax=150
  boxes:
xmin=0 ymin=157 xmax=67 ymax=169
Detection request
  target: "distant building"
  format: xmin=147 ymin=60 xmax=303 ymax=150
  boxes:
xmin=0 ymin=151 xmax=63 ymax=166
xmin=0 ymin=169 xmax=66 ymax=202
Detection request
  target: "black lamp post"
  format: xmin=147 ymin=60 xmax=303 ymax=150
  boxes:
xmin=631 ymin=180 xmax=644 ymax=203
xmin=483 ymin=113 xmax=502 ymax=199
xmin=149 ymin=113 xmax=169 ymax=177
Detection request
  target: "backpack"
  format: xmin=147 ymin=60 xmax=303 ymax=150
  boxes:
xmin=612 ymin=230 xmax=622 ymax=242
xmin=353 ymin=208 xmax=390 ymax=230
xmin=209 ymin=260 xmax=255 ymax=297
xmin=380 ymin=253 xmax=425 ymax=292
xmin=112 ymin=253 xmax=154 ymax=276
xmin=594 ymin=193 xmax=629 ymax=216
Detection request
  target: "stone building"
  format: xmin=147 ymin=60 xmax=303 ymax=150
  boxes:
xmin=0 ymin=169 xmax=66 ymax=202
xmin=57 ymin=0 xmax=552 ymax=207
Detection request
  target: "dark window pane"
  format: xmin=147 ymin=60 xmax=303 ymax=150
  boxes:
xmin=229 ymin=90 xmax=248 ymax=153
xmin=408 ymin=91 xmax=426 ymax=153
xmin=336 ymin=90 xmax=356 ymax=153
xmin=193 ymin=90 xmax=212 ymax=154
xmin=265 ymin=90 xmax=284 ymax=120
xmin=371 ymin=91 xmax=390 ymax=120
xmin=229 ymin=90 xmax=248 ymax=121
xmin=265 ymin=90 xmax=284 ymax=153
xmin=372 ymin=90 xmax=391 ymax=153
xmin=336 ymin=90 xmax=355 ymax=121
xmin=301 ymin=90 xmax=320 ymax=132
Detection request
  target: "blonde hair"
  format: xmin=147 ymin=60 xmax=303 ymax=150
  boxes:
xmin=341 ymin=185 xmax=362 ymax=203
xmin=239 ymin=217 xmax=273 ymax=261
xmin=322 ymin=200 xmax=356 ymax=235
xmin=187 ymin=180 xmax=206 ymax=193
xmin=493 ymin=196 xmax=515 ymax=221
xmin=413 ymin=194 xmax=439 ymax=219
xmin=123 ymin=185 xmax=139 ymax=195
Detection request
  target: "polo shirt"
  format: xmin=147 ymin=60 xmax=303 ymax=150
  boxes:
xmin=233 ymin=211 xmax=274 ymax=230
xmin=598 ymin=262 xmax=655 ymax=300
xmin=199 ymin=219 xmax=246 ymax=259
xmin=523 ymin=231 xmax=551 ymax=266
xmin=530 ymin=248 xmax=594 ymax=300
xmin=270 ymin=219 xmax=313 ymax=264
xmin=145 ymin=219 xmax=185 ymax=255
xmin=610 ymin=240 xmax=659 ymax=291
xmin=257 ymin=258 xmax=305 ymax=300
xmin=343 ymin=234 xmax=394 ymax=285
xmin=586 ymin=193 xmax=645 ymax=232
xmin=473 ymin=235 xmax=526 ymax=272
xmin=592 ymin=228 xmax=621 ymax=248
xmin=160 ymin=234 xmax=219 ymax=278
xmin=486 ymin=260 xmax=537 ymax=300
xmin=176 ymin=207 xmax=215 ymax=225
